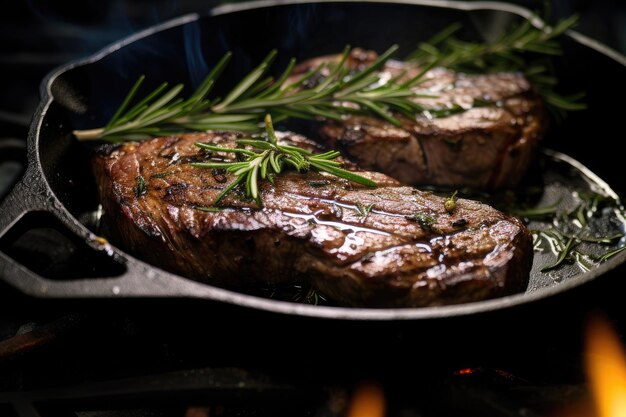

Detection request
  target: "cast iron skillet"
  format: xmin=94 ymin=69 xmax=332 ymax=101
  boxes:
xmin=0 ymin=0 xmax=625 ymax=320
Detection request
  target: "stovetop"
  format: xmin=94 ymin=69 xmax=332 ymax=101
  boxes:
xmin=1 ymin=1 xmax=626 ymax=416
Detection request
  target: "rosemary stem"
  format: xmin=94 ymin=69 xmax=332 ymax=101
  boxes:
xmin=73 ymin=128 xmax=106 ymax=141
xmin=171 ymin=116 xmax=191 ymax=124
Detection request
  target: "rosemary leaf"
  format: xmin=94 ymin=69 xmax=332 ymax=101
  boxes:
xmin=106 ymin=75 xmax=145 ymax=128
xmin=356 ymin=202 xmax=375 ymax=218
xmin=542 ymin=236 xmax=576 ymax=272
xmin=411 ymin=212 xmax=436 ymax=230
xmin=598 ymin=246 xmax=626 ymax=263
xmin=214 ymin=50 xmax=277 ymax=110
xmin=407 ymin=15 xmax=585 ymax=113
xmin=193 ymin=115 xmax=377 ymax=205
xmin=308 ymin=162 xmax=377 ymax=188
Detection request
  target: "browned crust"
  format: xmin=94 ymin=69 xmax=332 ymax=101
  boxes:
xmin=294 ymin=50 xmax=547 ymax=189
xmin=93 ymin=132 xmax=533 ymax=307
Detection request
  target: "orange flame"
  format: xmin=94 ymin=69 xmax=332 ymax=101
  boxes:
xmin=347 ymin=381 xmax=385 ymax=417
xmin=454 ymin=367 xmax=475 ymax=375
xmin=586 ymin=314 xmax=626 ymax=417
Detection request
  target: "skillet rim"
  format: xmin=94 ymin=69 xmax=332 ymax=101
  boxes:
xmin=20 ymin=0 xmax=626 ymax=320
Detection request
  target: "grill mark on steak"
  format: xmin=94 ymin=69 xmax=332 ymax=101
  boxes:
xmin=291 ymin=49 xmax=547 ymax=189
xmin=93 ymin=131 xmax=533 ymax=307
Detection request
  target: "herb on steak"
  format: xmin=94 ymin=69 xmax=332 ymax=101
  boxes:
xmin=406 ymin=15 xmax=586 ymax=117
xmin=191 ymin=115 xmax=377 ymax=206
xmin=150 ymin=172 xmax=172 ymax=179
xmin=355 ymin=202 xmax=375 ymax=218
xmin=308 ymin=180 xmax=331 ymax=188
xmin=73 ymin=45 xmax=436 ymax=141
xmin=444 ymin=190 xmax=458 ymax=213
xmin=194 ymin=206 xmax=226 ymax=212
xmin=134 ymin=175 xmax=147 ymax=196
xmin=410 ymin=212 xmax=436 ymax=230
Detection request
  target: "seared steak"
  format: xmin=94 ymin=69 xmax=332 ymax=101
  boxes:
xmin=93 ymin=132 xmax=532 ymax=307
xmin=295 ymin=49 xmax=547 ymax=189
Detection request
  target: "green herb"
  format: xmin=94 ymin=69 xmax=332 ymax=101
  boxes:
xmin=510 ymin=199 xmax=561 ymax=220
xmin=134 ymin=175 xmax=147 ymax=196
xmin=444 ymin=190 xmax=458 ymax=213
xmin=150 ymin=172 xmax=172 ymax=179
xmin=191 ymin=114 xmax=376 ymax=206
xmin=308 ymin=180 xmax=331 ymax=188
xmin=194 ymin=206 xmax=225 ymax=212
xmin=597 ymin=245 xmax=626 ymax=263
xmin=299 ymin=287 xmax=325 ymax=305
xmin=263 ymin=284 xmax=326 ymax=305
xmin=355 ymin=202 xmax=375 ymax=218
xmin=536 ymin=230 xmax=617 ymax=272
xmin=443 ymin=138 xmax=461 ymax=151
xmin=73 ymin=45 xmax=440 ymax=142
xmin=541 ymin=235 xmax=576 ymax=272
xmin=411 ymin=212 xmax=436 ymax=230
xmin=558 ymin=232 xmax=623 ymax=245
xmin=525 ymin=191 xmax=626 ymax=273
xmin=407 ymin=15 xmax=586 ymax=115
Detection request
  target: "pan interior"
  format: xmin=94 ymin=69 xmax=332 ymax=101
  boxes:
xmin=35 ymin=1 xmax=626 ymax=307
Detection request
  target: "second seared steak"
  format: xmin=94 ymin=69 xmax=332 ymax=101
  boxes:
xmin=93 ymin=131 xmax=532 ymax=307
xmin=297 ymin=49 xmax=547 ymax=189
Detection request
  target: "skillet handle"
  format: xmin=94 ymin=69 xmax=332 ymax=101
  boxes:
xmin=0 ymin=172 xmax=45 ymax=236
xmin=0 ymin=162 xmax=125 ymax=297
xmin=0 ymin=162 xmax=220 ymax=300
xmin=0 ymin=168 xmax=55 ymax=294
xmin=0 ymin=169 xmax=193 ymax=299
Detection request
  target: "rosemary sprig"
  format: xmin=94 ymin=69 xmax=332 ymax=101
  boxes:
xmin=191 ymin=114 xmax=376 ymax=206
xmin=410 ymin=212 xmax=437 ymax=230
xmin=74 ymin=15 xmax=582 ymax=142
xmin=524 ymin=191 xmax=626 ymax=272
xmin=460 ymin=181 xmax=626 ymax=273
xmin=355 ymin=202 xmax=375 ymax=218
xmin=134 ymin=175 xmax=147 ymax=197
xmin=597 ymin=246 xmax=626 ymax=263
xmin=541 ymin=235 xmax=576 ymax=272
xmin=261 ymin=284 xmax=327 ymax=305
xmin=509 ymin=198 xmax=562 ymax=220
xmin=407 ymin=15 xmax=586 ymax=115
xmin=74 ymin=45 xmax=437 ymax=142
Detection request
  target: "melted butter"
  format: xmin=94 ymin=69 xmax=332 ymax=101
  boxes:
xmin=283 ymin=212 xmax=390 ymax=236
xmin=284 ymin=212 xmax=391 ymax=262
xmin=320 ymin=199 xmax=409 ymax=219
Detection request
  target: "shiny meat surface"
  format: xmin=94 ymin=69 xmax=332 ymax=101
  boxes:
xmin=93 ymin=132 xmax=532 ymax=307
xmin=295 ymin=49 xmax=547 ymax=189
